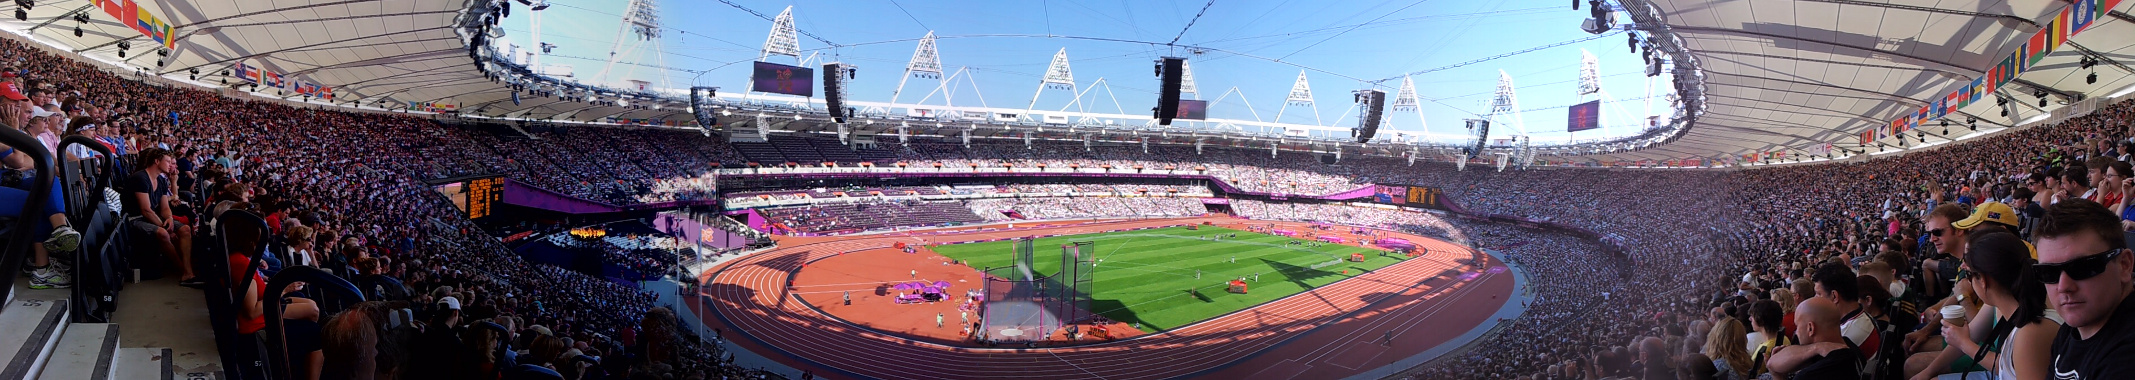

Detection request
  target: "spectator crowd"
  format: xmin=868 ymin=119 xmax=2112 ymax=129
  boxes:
xmin=11 ymin=15 xmax=2135 ymax=378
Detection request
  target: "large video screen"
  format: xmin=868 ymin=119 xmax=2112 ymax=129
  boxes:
xmin=750 ymin=61 xmax=815 ymax=96
xmin=1364 ymin=184 xmax=1447 ymax=210
xmin=1374 ymin=184 xmax=1406 ymax=205
xmin=1567 ymin=100 xmax=1601 ymax=132
xmin=1177 ymin=99 xmax=1209 ymax=120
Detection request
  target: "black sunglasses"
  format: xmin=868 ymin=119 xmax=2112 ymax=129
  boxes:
xmin=1928 ymin=228 xmax=1949 ymax=237
xmin=2036 ymin=248 xmax=2125 ymax=284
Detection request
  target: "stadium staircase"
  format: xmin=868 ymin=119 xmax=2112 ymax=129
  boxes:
xmin=0 ymin=285 xmax=174 ymax=380
xmin=0 ymin=135 xmax=179 ymax=379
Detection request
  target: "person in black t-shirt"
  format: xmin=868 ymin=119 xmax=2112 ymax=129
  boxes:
xmin=2033 ymin=200 xmax=2135 ymax=379
xmin=1766 ymin=296 xmax=1863 ymax=380
xmin=122 ymin=148 xmax=197 ymax=286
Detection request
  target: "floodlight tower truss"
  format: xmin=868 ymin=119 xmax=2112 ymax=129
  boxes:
xmin=1180 ymin=60 xmax=1200 ymax=97
xmin=760 ymin=6 xmax=800 ymax=60
xmin=1027 ymin=48 xmax=1083 ymax=115
xmin=592 ymin=0 xmax=670 ymax=91
xmin=1274 ymin=70 xmax=1323 ymax=133
xmin=1389 ymin=75 xmax=1426 ymax=140
xmin=1484 ymin=70 xmax=1526 ymax=151
xmin=1578 ymin=49 xmax=1601 ymax=97
xmin=890 ymin=31 xmax=947 ymax=105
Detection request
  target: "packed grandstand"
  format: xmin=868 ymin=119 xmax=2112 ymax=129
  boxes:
xmin=0 ymin=0 xmax=2125 ymax=380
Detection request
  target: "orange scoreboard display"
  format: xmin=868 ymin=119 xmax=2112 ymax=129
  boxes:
xmin=1403 ymin=186 xmax=1444 ymax=209
xmin=1366 ymin=184 xmax=1447 ymax=210
xmin=465 ymin=177 xmax=504 ymax=219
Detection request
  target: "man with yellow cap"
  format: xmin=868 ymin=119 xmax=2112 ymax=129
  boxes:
xmin=1955 ymin=202 xmax=2029 ymax=258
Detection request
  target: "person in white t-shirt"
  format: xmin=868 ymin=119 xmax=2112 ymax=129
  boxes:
xmin=1813 ymin=262 xmax=1878 ymax=355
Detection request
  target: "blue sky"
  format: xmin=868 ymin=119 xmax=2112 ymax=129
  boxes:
xmin=499 ymin=0 xmax=1673 ymax=144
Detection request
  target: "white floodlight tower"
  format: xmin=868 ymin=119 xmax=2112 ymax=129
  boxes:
xmin=1273 ymin=70 xmax=1323 ymax=134
xmin=1486 ymin=70 xmax=1525 ymax=147
xmin=1027 ymin=48 xmax=1083 ymax=115
xmin=1390 ymin=75 xmax=1425 ymax=138
xmin=1180 ymin=60 xmax=1200 ymax=98
xmin=1578 ymin=49 xmax=1602 ymax=99
xmin=890 ymin=31 xmax=946 ymax=105
xmin=591 ymin=0 xmax=669 ymax=91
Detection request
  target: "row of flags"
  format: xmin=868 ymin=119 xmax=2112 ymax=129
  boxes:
xmin=408 ymin=101 xmax=457 ymax=113
xmin=90 ymin=0 xmax=176 ymax=50
xmin=232 ymin=62 xmax=336 ymax=100
xmin=602 ymin=117 xmax=688 ymax=127
xmin=1866 ymin=0 xmax=2121 ymax=145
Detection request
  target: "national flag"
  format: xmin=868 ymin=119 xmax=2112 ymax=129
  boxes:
xmin=102 ymin=0 xmax=137 ymax=28
xmin=94 ymin=0 xmax=124 ymax=20
xmin=2071 ymin=0 xmax=2098 ymax=32
xmin=2027 ymin=30 xmax=2051 ymax=69
xmin=1968 ymin=78 xmax=1987 ymax=105
xmin=321 ymin=87 xmax=333 ymax=100
xmin=134 ymin=6 xmax=173 ymax=50
xmin=1996 ymin=54 xmax=2019 ymax=86
xmin=2053 ymin=8 xmax=2072 ymax=47
xmin=233 ymin=62 xmax=255 ymax=83
xmin=2036 ymin=18 xmax=2066 ymax=66
xmin=263 ymin=71 xmax=281 ymax=88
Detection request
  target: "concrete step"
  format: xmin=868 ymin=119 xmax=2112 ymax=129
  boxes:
xmin=36 ymin=323 xmax=119 ymax=380
xmin=111 ymin=348 xmax=172 ymax=380
xmin=0 ymin=298 xmax=70 ymax=379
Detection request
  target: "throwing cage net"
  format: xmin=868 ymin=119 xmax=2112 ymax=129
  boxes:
xmin=979 ymin=239 xmax=1094 ymax=342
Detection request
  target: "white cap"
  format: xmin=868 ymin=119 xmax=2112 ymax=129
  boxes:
xmin=437 ymin=296 xmax=462 ymax=311
xmin=28 ymin=106 xmax=54 ymax=118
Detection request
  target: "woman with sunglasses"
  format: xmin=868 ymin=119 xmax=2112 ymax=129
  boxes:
xmin=1914 ymin=231 xmax=2059 ymax=380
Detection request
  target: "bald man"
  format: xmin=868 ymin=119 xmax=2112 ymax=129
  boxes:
xmin=1765 ymin=297 xmax=1863 ymax=380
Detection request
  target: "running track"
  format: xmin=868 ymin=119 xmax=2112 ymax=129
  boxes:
xmin=694 ymin=217 xmax=1514 ymax=380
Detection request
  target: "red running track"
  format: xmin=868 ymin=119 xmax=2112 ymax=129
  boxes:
xmin=692 ymin=217 xmax=1514 ymax=380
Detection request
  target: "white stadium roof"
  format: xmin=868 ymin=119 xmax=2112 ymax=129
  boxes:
xmin=1 ymin=0 xmax=2131 ymax=167
xmin=0 ymin=0 xmax=681 ymax=125
xmin=1597 ymin=0 xmax=2135 ymax=164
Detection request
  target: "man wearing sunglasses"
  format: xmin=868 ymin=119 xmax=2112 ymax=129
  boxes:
xmin=2033 ymin=199 xmax=2135 ymax=379
xmin=1923 ymin=203 xmax=1973 ymax=302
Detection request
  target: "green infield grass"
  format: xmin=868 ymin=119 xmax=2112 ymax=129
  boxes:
xmin=931 ymin=225 xmax=1409 ymax=332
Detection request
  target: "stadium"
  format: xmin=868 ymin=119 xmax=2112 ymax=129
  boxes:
xmin=0 ymin=0 xmax=2124 ymax=379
